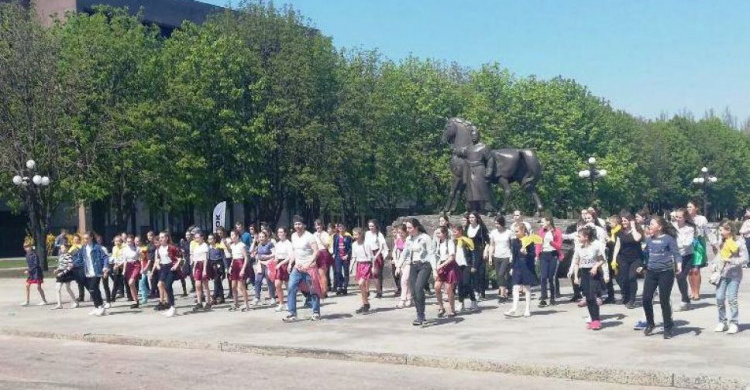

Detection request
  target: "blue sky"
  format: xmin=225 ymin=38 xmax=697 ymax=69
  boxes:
xmin=200 ymin=0 xmax=750 ymax=123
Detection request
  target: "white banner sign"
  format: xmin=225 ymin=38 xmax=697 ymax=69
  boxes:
xmin=213 ymin=201 xmax=227 ymax=233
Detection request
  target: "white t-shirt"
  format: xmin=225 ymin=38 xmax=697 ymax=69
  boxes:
xmin=674 ymin=223 xmax=695 ymax=256
xmin=292 ymin=231 xmax=317 ymax=268
xmin=192 ymin=242 xmax=209 ymax=263
xmin=542 ymin=230 xmax=555 ymax=252
xmin=230 ymin=242 xmax=247 ymax=260
xmin=314 ymin=231 xmax=330 ymax=250
xmin=692 ymin=215 xmax=709 ymax=238
xmin=157 ymin=246 xmax=171 ymax=265
xmin=274 ymin=239 xmax=293 ymax=260
xmin=489 ymin=229 xmax=513 ymax=258
xmin=222 ymin=238 xmax=232 ymax=257
xmin=455 ymin=242 xmax=468 ymax=267
xmin=351 ymin=241 xmax=372 ymax=263
xmin=84 ymin=244 xmax=95 ymax=277
xmin=364 ymin=231 xmax=389 ymax=258
xmin=436 ymin=239 xmax=456 ymax=264
xmin=467 ymin=224 xmax=480 ymax=239
xmin=122 ymin=245 xmax=138 ymax=263
xmin=575 ymin=241 xmax=605 ymax=269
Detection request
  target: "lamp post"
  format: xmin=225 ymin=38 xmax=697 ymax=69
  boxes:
xmin=578 ymin=157 xmax=607 ymax=204
xmin=692 ymin=166 xmax=717 ymax=218
xmin=12 ymin=159 xmax=51 ymax=270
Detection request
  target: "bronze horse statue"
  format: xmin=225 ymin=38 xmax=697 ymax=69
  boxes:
xmin=442 ymin=117 xmax=543 ymax=215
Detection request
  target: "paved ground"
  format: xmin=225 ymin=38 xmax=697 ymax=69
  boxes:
xmin=1 ymin=268 xmax=748 ymax=389
xmin=0 ymin=335 xmax=682 ymax=390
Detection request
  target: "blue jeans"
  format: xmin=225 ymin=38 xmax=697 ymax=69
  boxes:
xmin=254 ymin=265 xmax=276 ymax=299
xmin=334 ymin=258 xmax=350 ymax=292
xmin=287 ymin=268 xmax=320 ymax=315
xmin=539 ymin=251 xmax=557 ymax=301
xmin=138 ymin=274 xmax=149 ymax=303
xmin=716 ymin=277 xmax=740 ymax=324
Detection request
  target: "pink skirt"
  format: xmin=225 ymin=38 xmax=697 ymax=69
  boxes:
xmin=192 ymin=261 xmax=215 ymax=281
xmin=267 ymin=260 xmax=289 ymax=282
xmin=437 ymin=262 xmax=458 ymax=284
xmin=124 ymin=262 xmax=141 ymax=282
xmin=316 ymin=250 xmax=333 ymax=268
xmin=356 ymin=262 xmax=373 ymax=281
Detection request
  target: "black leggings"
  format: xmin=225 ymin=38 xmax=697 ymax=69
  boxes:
xmin=675 ymin=254 xmax=693 ymax=304
xmin=409 ymin=262 xmax=432 ymax=320
xmin=617 ymin=257 xmax=641 ymax=304
xmin=212 ymin=260 xmax=225 ymax=299
xmin=580 ymin=269 xmax=601 ymax=321
xmin=458 ymin=265 xmax=476 ymax=302
xmin=642 ymin=268 xmax=675 ymax=329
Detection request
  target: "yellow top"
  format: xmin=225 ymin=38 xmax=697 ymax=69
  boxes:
xmin=720 ymin=237 xmax=739 ymax=260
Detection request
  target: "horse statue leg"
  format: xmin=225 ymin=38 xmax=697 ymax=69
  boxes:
xmin=497 ymin=177 xmax=512 ymax=215
xmin=525 ymin=183 xmax=543 ymax=217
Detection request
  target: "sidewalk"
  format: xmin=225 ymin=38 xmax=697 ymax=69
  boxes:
xmin=0 ymin=269 xmax=747 ymax=390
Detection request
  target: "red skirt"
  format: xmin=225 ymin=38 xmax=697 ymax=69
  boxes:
xmin=437 ymin=262 xmax=458 ymax=284
xmin=372 ymin=251 xmax=384 ymax=270
xmin=316 ymin=250 xmax=333 ymax=268
xmin=124 ymin=262 xmax=141 ymax=282
xmin=267 ymin=259 xmax=289 ymax=282
xmin=356 ymin=262 xmax=373 ymax=281
xmin=229 ymin=259 xmax=244 ymax=281
xmin=26 ymin=277 xmax=43 ymax=285
xmin=192 ymin=261 xmax=215 ymax=281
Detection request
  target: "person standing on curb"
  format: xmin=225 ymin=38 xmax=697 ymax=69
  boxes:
xmin=612 ymin=213 xmax=644 ymax=309
xmin=352 ymin=227 xmax=374 ymax=314
xmin=190 ymin=230 xmax=213 ymax=311
xmin=569 ymin=226 xmax=609 ymax=330
xmin=536 ymin=214 xmax=563 ymax=308
xmin=73 ymin=232 xmax=108 ymax=316
xmin=505 ymin=224 xmax=537 ymax=318
xmin=283 ymin=215 xmax=321 ymax=322
xmin=153 ymin=232 xmax=183 ymax=318
xmin=712 ymin=222 xmax=748 ymax=335
xmin=401 ymin=218 xmax=436 ymax=326
xmin=453 ymin=225 xmax=478 ymax=313
xmin=252 ymin=230 xmax=276 ymax=306
xmin=466 ymin=212 xmax=489 ymax=300
xmin=488 ymin=216 xmax=513 ymax=304
xmin=434 ymin=226 xmax=458 ymax=318
xmin=332 ymin=223 xmax=352 ymax=296
xmin=228 ymin=230 xmax=250 ymax=312
xmin=673 ymin=208 xmax=696 ymax=312
xmin=270 ymin=227 xmax=292 ymax=312
xmin=640 ymin=217 xmax=681 ymax=339
xmin=687 ymin=201 xmax=710 ymax=300
xmin=365 ymin=219 xmax=389 ymax=299
xmin=52 ymin=243 xmax=76 ymax=309
xmin=22 ymin=241 xmax=47 ymax=307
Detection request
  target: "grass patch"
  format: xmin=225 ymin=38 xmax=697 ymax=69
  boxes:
xmin=0 ymin=260 xmax=27 ymax=269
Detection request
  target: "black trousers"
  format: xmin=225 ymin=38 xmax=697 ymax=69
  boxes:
xmin=617 ymin=257 xmax=641 ymax=304
xmin=472 ymin=262 xmax=485 ymax=298
xmin=642 ymin=268 xmax=675 ymax=329
xmin=212 ymin=260 xmax=225 ymax=299
xmin=458 ymin=265 xmax=476 ymax=302
xmin=102 ymin=271 xmax=112 ymax=302
xmin=391 ymin=263 xmax=401 ymax=293
xmin=675 ymin=254 xmax=693 ymax=304
xmin=580 ymin=269 xmax=601 ymax=321
xmin=74 ymin=267 xmax=87 ymax=300
xmin=85 ymin=277 xmax=104 ymax=308
xmin=409 ymin=262 xmax=432 ymax=320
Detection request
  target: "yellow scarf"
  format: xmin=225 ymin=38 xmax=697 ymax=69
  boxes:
xmin=720 ymin=237 xmax=739 ymax=259
xmin=455 ymin=236 xmax=474 ymax=250
xmin=610 ymin=225 xmax=622 ymax=241
xmin=520 ymin=234 xmax=543 ymax=247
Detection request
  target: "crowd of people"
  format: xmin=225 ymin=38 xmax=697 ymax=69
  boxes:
xmin=21 ymin=204 xmax=750 ymax=338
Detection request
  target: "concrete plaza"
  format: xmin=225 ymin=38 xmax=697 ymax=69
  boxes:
xmin=0 ymin=268 xmax=748 ymax=390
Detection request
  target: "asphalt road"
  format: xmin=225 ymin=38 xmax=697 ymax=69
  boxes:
xmin=0 ymin=336 xmax=678 ymax=390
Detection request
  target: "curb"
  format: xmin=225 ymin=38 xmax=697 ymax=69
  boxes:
xmin=1 ymin=328 xmax=747 ymax=390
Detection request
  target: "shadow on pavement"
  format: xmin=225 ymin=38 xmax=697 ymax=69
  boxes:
xmin=673 ymin=320 xmax=703 ymax=336
xmin=422 ymin=317 xmax=465 ymax=328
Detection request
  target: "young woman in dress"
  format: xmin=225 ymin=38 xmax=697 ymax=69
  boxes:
xmin=504 ymin=224 xmax=537 ymax=318
xmin=434 ymin=226 xmax=458 ymax=317
xmin=365 ymin=219 xmax=389 ymax=298
xmin=352 ymin=227 xmax=374 ymax=314
xmin=313 ymin=219 xmax=333 ymax=298
xmin=228 ymin=230 xmax=250 ymax=311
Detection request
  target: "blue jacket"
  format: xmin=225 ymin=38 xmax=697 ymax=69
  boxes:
xmin=332 ymin=234 xmax=352 ymax=262
xmin=73 ymin=243 xmax=108 ymax=277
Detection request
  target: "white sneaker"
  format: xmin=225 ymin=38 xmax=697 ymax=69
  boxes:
xmin=715 ymin=323 xmax=728 ymax=332
xmin=164 ymin=306 xmax=176 ymax=317
xmin=104 ymin=302 xmax=111 ymax=309
xmin=20 ymin=301 xmax=29 ymax=307
xmin=52 ymin=304 xmax=63 ymax=310
xmin=523 ymin=310 xmax=531 ymax=317
xmin=252 ymin=298 xmax=261 ymax=306
xmin=275 ymin=304 xmax=285 ymax=312
xmin=88 ymin=308 xmax=99 ymax=316
xmin=95 ymin=307 xmax=106 ymax=316
xmin=69 ymin=302 xmax=79 ymax=309
xmin=674 ymin=302 xmax=689 ymax=312
xmin=503 ymin=309 xmax=517 ymax=317
xmin=37 ymin=301 xmax=48 ymax=306
xmin=727 ymin=323 xmax=738 ymax=334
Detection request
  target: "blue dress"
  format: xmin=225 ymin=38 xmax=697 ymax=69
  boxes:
xmin=511 ymin=239 xmax=538 ymax=286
